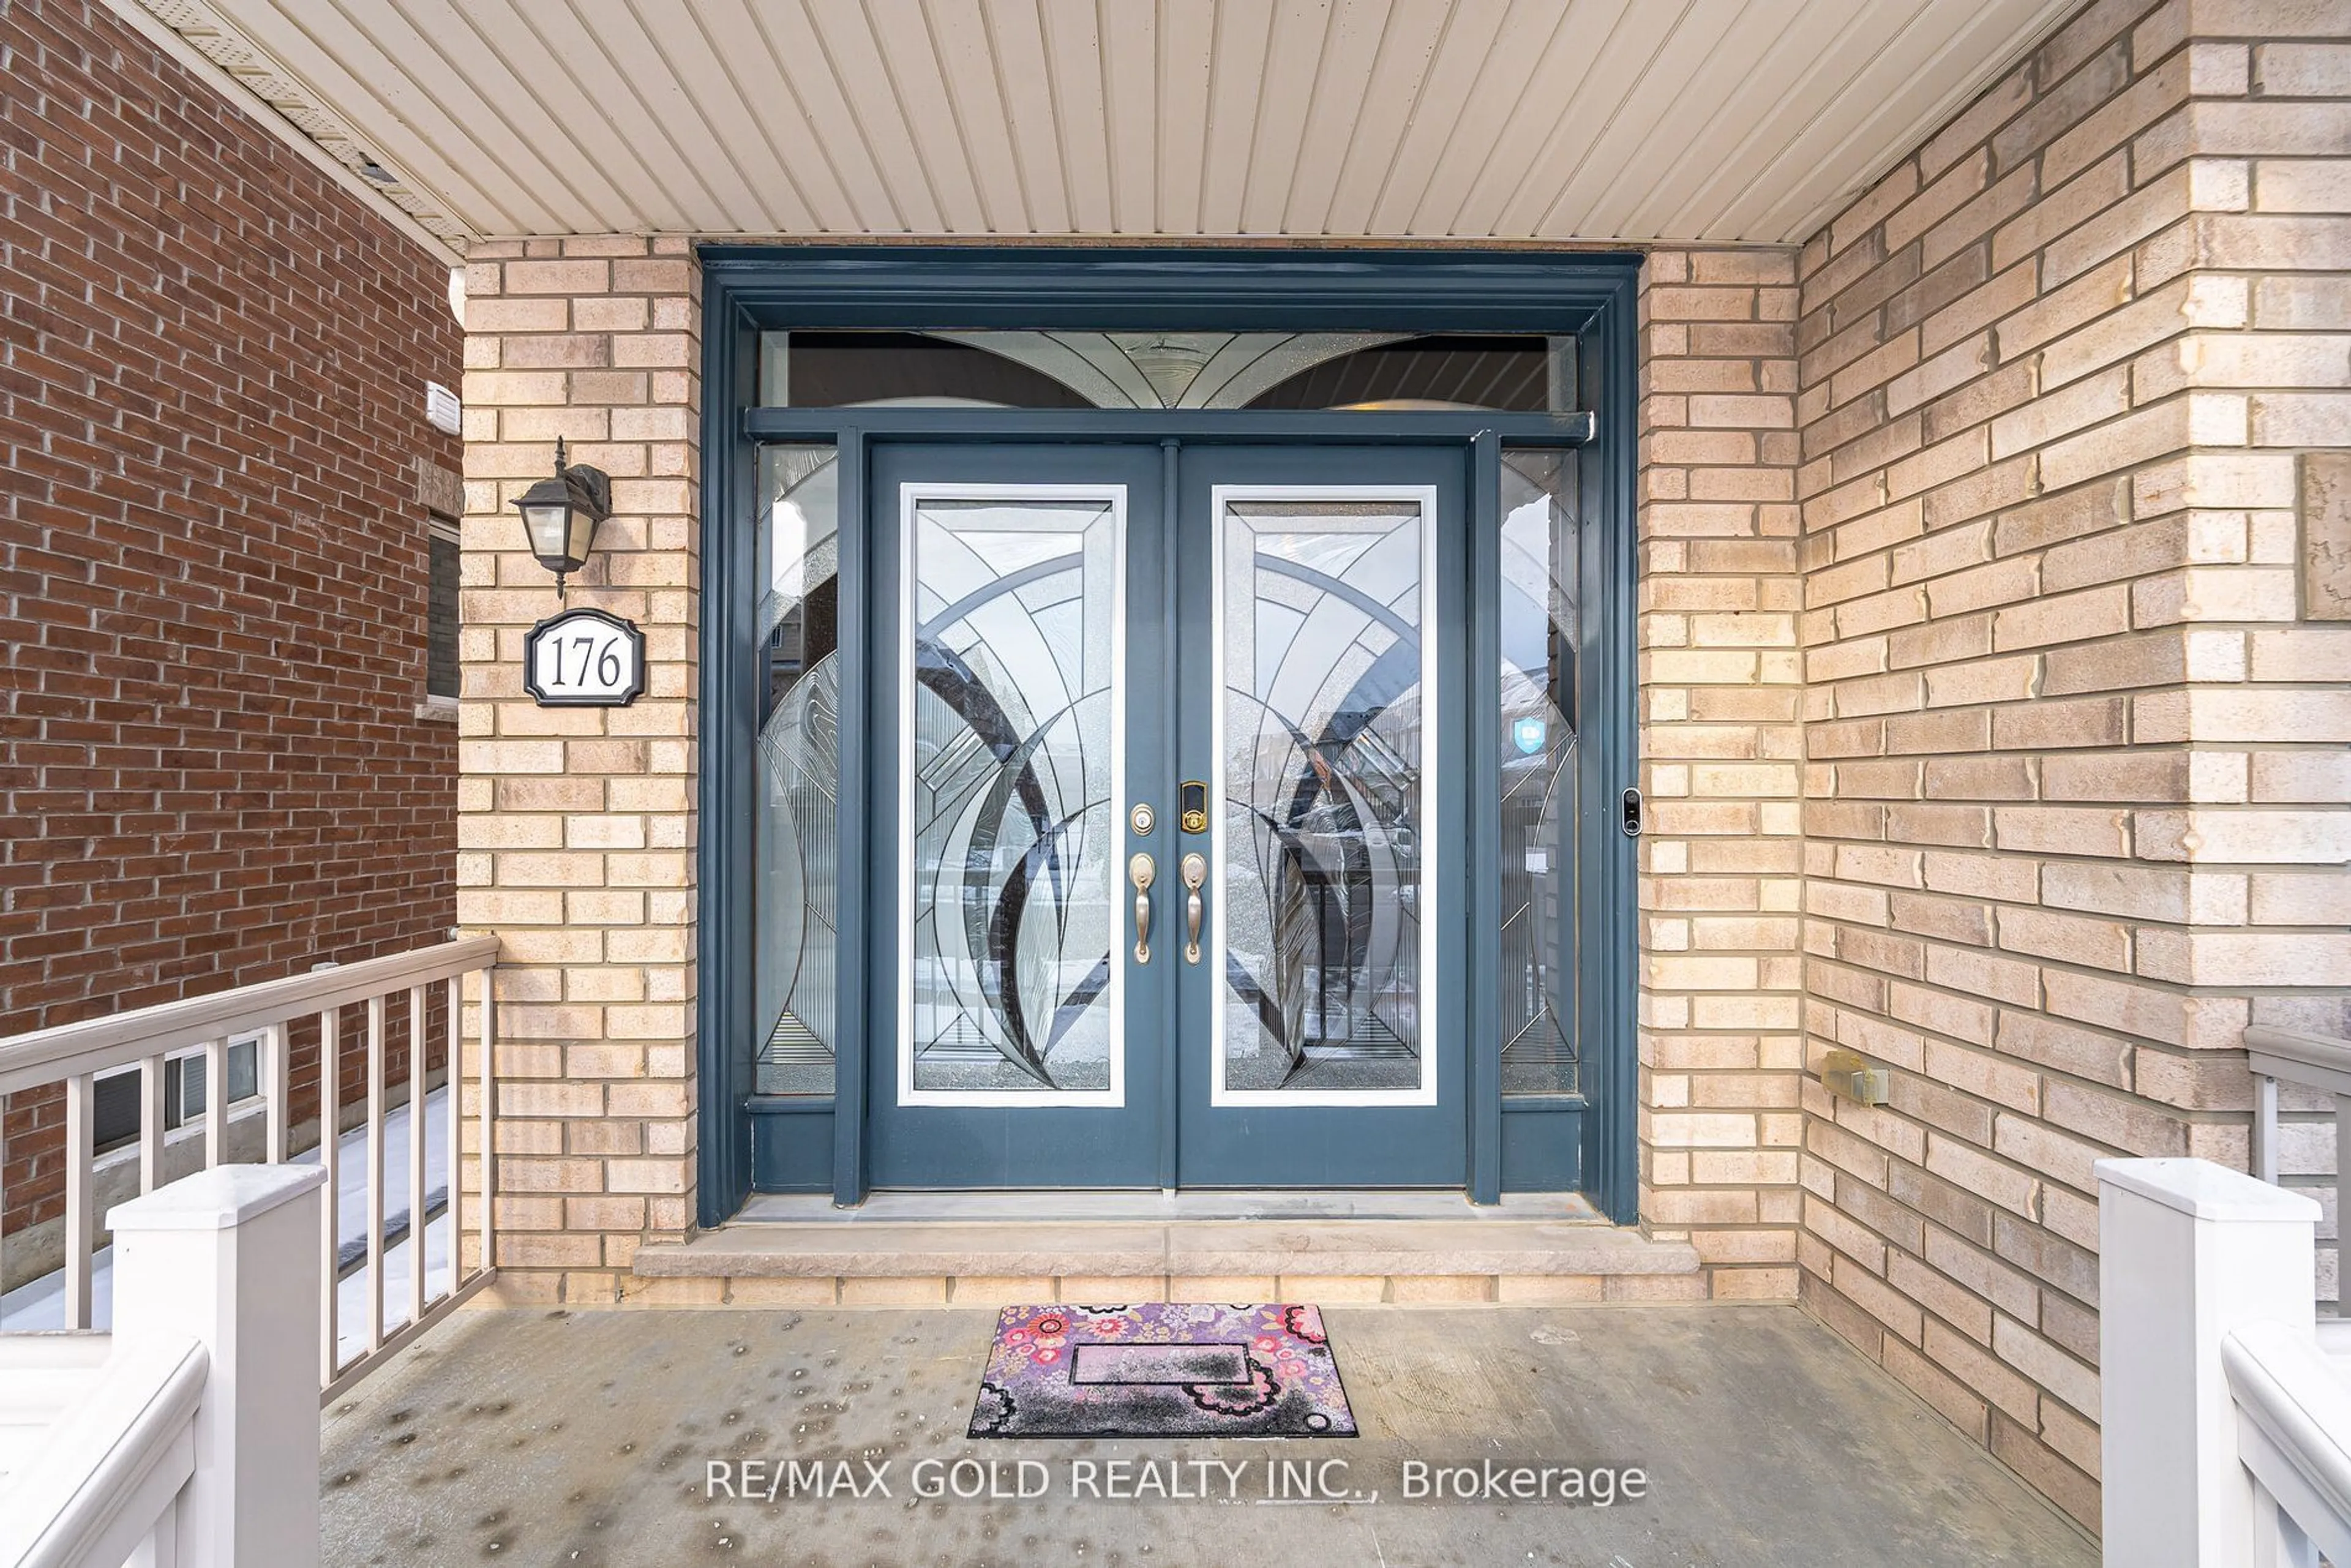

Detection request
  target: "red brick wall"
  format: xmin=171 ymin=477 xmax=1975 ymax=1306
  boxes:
xmin=0 ymin=0 xmax=461 ymax=1234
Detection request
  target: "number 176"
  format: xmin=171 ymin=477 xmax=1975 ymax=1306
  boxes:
xmin=557 ymin=635 xmax=623 ymax=687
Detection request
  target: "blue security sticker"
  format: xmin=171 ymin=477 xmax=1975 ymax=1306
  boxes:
xmin=1512 ymin=717 xmax=1547 ymax=754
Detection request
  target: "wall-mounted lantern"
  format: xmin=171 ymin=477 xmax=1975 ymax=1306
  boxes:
xmin=512 ymin=437 xmax=613 ymax=595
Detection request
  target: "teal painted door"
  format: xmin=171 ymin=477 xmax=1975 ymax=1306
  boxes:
xmin=864 ymin=441 xmax=1468 ymax=1188
xmin=1171 ymin=446 xmax=1468 ymax=1186
xmin=864 ymin=443 xmax=1170 ymax=1187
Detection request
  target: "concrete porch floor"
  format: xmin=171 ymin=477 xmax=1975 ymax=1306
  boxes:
xmin=321 ymin=1304 xmax=2094 ymax=1566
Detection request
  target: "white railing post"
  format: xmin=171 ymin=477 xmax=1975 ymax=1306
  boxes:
xmin=110 ymin=1164 xmax=327 ymax=1568
xmin=2100 ymin=1156 xmax=2321 ymax=1567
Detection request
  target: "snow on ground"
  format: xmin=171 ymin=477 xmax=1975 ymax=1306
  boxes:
xmin=1 ymin=1084 xmax=459 ymax=1366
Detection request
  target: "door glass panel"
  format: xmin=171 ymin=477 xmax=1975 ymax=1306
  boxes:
xmin=1215 ymin=494 xmax=1434 ymax=1101
xmin=1499 ymin=452 xmax=1581 ymax=1097
xmin=755 ymin=445 xmax=839 ymax=1095
xmin=901 ymin=492 xmax=1125 ymax=1102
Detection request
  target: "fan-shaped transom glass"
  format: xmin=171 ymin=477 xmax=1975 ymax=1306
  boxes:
xmin=762 ymin=331 xmax=1573 ymax=412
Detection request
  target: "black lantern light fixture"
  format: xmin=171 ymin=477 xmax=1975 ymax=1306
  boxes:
xmin=512 ymin=437 xmax=613 ymax=595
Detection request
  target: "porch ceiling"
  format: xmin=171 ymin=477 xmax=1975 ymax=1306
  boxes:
xmin=125 ymin=0 xmax=2082 ymax=250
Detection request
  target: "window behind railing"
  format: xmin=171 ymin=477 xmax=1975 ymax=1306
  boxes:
xmin=91 ymin=1035 xmax=262 ymax=1155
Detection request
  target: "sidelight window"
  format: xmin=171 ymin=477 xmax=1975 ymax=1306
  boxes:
xmin=754 ymin=445 xmax=842 ymax=1096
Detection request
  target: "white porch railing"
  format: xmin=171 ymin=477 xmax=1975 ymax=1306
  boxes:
xmin=0 ymin=1165 xmax=324 ymax=1568
xmin=0 ymin=936 xmax=498 ymax=1395
xmin=2099 ymin=1155 xmax=2351 ymax=1566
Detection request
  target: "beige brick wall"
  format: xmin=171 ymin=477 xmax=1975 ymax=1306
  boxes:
xmin=452 ymin=250 xmax=1782 ymax=1307
xmin=455 ymin=245 xmax=1819 ymax=1314
xmin=456 ymin=235 xmax=703 ymax=1304
xmin=1636 ymin=252 xmax=1808 ymax=1301
xmin=1793 ymin=0 xmax=2351 ymax=1530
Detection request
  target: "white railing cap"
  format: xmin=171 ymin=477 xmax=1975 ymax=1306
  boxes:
xmin=2225 ymin=1319 xmax=2351 ymax=1559
xmin=2096 ymin=1157 xmax=2322 ymax=1223
xmin=107 ymin=1164 xmax=328 ymax=1234
xmin=2247 ymin=1026 xmax=2351 ymax=1089
xmin=0 ymin=1334 xmax=208 ymax=1568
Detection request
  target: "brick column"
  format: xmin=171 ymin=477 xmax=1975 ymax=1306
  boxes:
xmin=457 ymin=236 xmax=701 ymax=1304
xmin=1635 ymin=250 xmax=1807 ymax=1302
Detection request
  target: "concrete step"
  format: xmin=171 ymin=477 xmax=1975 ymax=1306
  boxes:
xmin=628 ymin=1217 xmax=1704 ymax=1307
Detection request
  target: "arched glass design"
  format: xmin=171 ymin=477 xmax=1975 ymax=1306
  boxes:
xmin=762 ymin=331 xmax=1572 ymax=412
xmin=899 ymin=491 xmax=1126 ymax=1103
xmin=1214 ymin=492 xmax=1435 ymax=1102
xmin=1246 ymin=336 xmax=1548 ymax=410
xmin=1499 ymin=451 xmax=1581 ymax=1096
xmin=754 ymin=446 xmax=841 ymax=1095
xmin=779 ymin=332 xmax=1093 ymax=409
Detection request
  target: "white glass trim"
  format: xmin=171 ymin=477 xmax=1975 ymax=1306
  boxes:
xmin=1208 ymin=484 xmax=1441 ymax=1109
xmin=896 ymin=482 xmax=1129 ymax=1110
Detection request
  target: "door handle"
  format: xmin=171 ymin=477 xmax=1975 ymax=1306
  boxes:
xmin=1180 ymin=852 xmax=1207 ymax=966
xmin=1128 ymin=853 xmax=1156 ymax=964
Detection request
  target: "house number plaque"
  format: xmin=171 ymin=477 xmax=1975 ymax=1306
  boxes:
xmin=524 ymin=606 xmax=647 ymax=707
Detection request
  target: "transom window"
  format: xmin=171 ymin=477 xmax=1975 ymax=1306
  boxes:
xmin=760 ymin=331 xmax=1575 ymax=412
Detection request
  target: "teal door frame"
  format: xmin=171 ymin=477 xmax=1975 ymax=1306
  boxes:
xmin=699 ymin=247 xmax=1640 ymax=1220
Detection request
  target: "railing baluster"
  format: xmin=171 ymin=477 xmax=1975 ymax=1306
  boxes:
xmin=264 ymin=1020 xmax=288 ymax=1164
xmin=2336 ymin=1095 xmax=2351 ymax=1311
xmin=63 ymin=1073 xmax=92 ymax=1330
xmin=138 ymin=1054 xmax=167 ymax=1193
xmin=2255 ymin=1071 xmax=2281 ymax=1184
xmin=203 ymin=1035 xmax=228 ymax=1168
xmin=318 ymin=1004 xmax=341 ymax=1386
xmin=479 ymin=967 xmax=496 ymax=1279
xmin=144 ymin=1496 xmax=180 ymax=1568
xmin=444 ymin=972 xmax=462 ymax=1296
xmin=365 ymin=993 xmax=386 ymax=1354
xmin=407 ymin=984 xmax=428 ymax=1326
xmin=2252 ymin=1486 xmax=2317 ymax=1568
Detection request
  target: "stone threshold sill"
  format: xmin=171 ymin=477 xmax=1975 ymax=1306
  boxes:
xmin=630 ymin=1218 xmax=1701 ymax=1283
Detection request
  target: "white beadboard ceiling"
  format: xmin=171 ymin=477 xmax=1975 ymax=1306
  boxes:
xmin=130 ymin=0 xmax=2083 ymax=250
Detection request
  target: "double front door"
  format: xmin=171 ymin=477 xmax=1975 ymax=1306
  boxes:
xmin=867 ymin=442 xmax=1466 ymax=1188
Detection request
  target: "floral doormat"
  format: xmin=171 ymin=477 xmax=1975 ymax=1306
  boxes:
xmin=969 ymin=1303 xmax=1357 ymax=1438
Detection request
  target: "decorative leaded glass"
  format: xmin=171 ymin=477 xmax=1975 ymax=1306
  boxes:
xmin=902 ymin=494 xmax=1123 ymax=1100
xmin=761 ymin=331 xmax=1576 ymax=411
xmin=1216 ymin=495 xmax=1432 ymax=1099
xmin=755 ymin=445 xmax=840 ymax=1095
xmin=1499 ymin=451 xmax=1581 ymax=1097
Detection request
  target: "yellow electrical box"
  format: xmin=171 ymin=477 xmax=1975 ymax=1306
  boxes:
xmin=1821 ymin=1050 xmax=1889 ymax=1107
